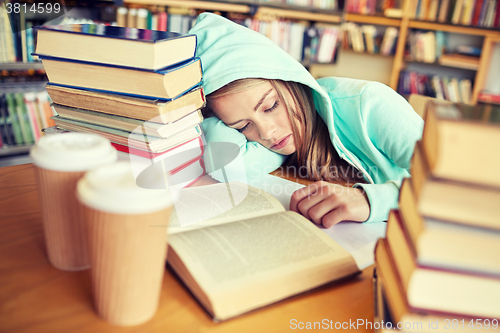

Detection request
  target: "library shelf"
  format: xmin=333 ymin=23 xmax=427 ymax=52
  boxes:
xmin=477 ymin=98 xmax=500 ymax=106
xmin=123 ymin=0 xmax=342 ymax=23
xmin=342 ymin=49 xmax=396 ymax=58
xmin=257 ymin=7 xmax=341 ymax=23
xmin=403 ymin=58 xmax=479 ymax=71
xmin=407 ymin=20 xmax=500 ymax=37
xmin=344 ymin=13 xmax=401 ymax=27
xmin=124 ymin=0 xmax=250 ymax=13
xmin=0 ymin=145 xmax=33 ymax=158
xmin=0 ymin=62 xmax=44 ymax=71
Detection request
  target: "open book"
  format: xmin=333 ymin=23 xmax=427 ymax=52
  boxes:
xmin=166 ymin=182 xmax=360 ymax=321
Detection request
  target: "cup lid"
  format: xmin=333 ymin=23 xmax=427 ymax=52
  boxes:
xmin=30 ymin=133 xmax=117 ymax=172
xmin=77 ymin=161 xmax=178 ymax=215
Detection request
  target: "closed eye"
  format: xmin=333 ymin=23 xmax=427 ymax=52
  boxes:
xmin=264 ymin=100 xmax=279 ymax=113
xmin=237 ymin=123 xmax=250 ymax=133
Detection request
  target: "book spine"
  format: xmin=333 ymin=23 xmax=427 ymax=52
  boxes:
xmin=5 ymin=93 xmax=24 ymax=145
xmin=15 ymin=93 xmax=34 ymax=144
xmin=0 ymin=95 xmax=14 ymax=145
xmin=24 ymin=93 xmax=41 ymax=142
xmin=471 ymin=0 xmax=485 ymax=24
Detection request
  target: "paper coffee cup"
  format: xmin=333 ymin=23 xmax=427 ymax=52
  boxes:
xmin=30 ymin=133 xmax=117 ymax=271
xmin=77 ymin=161 xmax=177 ymax=326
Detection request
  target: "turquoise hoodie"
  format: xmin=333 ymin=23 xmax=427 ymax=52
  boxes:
xmin=189 ymin=13 xmax=424 ymax=222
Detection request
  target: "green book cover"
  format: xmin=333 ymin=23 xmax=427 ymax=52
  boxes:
xmin=5 ymin=93 xmax=24 ymax=145
xmin=15 ymin=93 xmax=34 ymax=144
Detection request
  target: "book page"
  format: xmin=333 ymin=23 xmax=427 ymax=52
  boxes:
xmin=168 ymin=210 xmax=357 ymax=294
xmin=247 ymin=174 xmax=387 ymax=270
xmin=168 ymin=182 xmax=285 ymax=233
xmin=246 ymin=173 xmax=305 ymax=210
xmin=322 ymin=222 xmax=387 ymax=270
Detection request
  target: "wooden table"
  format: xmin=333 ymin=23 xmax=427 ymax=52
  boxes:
xmin=0 ymin=164 xmax=375 ymax=333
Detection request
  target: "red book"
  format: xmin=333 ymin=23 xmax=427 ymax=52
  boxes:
xmin=169 ymin=156 xmax=206 ymax=189
xmin=478 ymin=92 xmax=500 ymax=103
xmin=471 ymin=0 xmax=484 ymax=25
xmin=158 ymin=12 xmax=168 ymax=31
xmin=410 ymin=72 xmax=419 ymax=94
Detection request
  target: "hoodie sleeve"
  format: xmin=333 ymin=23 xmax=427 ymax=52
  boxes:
xmin=200 ymin=117 xmax=287 ymax=181
xmin=353 ymin=82 xmax=424 ymax=222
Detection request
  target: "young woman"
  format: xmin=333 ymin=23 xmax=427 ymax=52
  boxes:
xmin=189 ymin=13 xmax=424 ymax=227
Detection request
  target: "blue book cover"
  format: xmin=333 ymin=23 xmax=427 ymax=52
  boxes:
xmin=38 ymin=55 xmax=203 ymax=100
xmin=36 ymin=24 xmax=196 ymax=43
xmin=34 ymin=24 xmax=197 ymax=70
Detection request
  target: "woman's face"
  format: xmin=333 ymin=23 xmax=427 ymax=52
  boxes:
xmin=210 ymin=81 xmax=298 ymax=155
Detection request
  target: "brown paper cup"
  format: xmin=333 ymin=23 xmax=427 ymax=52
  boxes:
xmin=84 ymin=205 xmax=172 ymax=326
xmin=35 ymin=167 xmax=89 ymax=271
xmin=30 ymin=133 xmax=118 ymax=271
xmin=77 ymin=161 xmax=177 ymax=326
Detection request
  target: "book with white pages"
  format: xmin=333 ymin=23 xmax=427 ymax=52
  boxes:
xmin=164 ymin=178 xmax=386 ymax=321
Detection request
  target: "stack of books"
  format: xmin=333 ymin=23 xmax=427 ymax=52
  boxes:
xmin=35 ymin=24 xmax=207 ymax=189
xmin=374 ymin=101 xmax=500 ymax=332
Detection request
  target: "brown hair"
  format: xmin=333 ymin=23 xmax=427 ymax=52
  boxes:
xmin=204 ymin=79 xmax=367 ymax=185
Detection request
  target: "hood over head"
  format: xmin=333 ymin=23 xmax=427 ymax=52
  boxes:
xmin=188 ymin=13 xmax=334 ymax=127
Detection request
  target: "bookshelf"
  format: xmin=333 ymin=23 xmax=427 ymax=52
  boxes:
xmin=120 ymin=0 xmax=498 ymax=105
xmin=383 ymin=0 xmax=500 ymax=104
xmin=1 ymin=0 xmax=498 ymax=164
xmin=0 ymin=62 xmax=44 ymax=71
xmin=124 ymin=0 xmax=343 ymax=22
xmin=0 ymin=1 xmax=117 ymax=160
xmin=473 ymin=35 xmax=500 ymax=105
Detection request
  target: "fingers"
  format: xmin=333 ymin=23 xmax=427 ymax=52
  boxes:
xmin=321 ymin=204 xmax=350 ymax=228
xmin=289 ymin=182 xmax=323 ymax=213
xmin=307 ymin=196 xmax=339 ymax=225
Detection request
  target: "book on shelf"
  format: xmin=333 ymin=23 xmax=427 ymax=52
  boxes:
xmin=0 ymin=95 xmax=14 ymax=146
xmin=35 ymin=24 xmax=197 ymax=70
xmin=1 ymin=91 xmax=56 ymax=147
xmin=5 ymin=93 xmax=25 ymax=145
xmin=52 ymin=116 xmax=202 ymax=154
xmin=398 ymin=73 xmax=472 ymax=105
xmin=438 ymin=53 xmax=479 ymax=70
xmin=375 ymin=238 xmax=500 ymax=333
xmin=14 ymin=93 xmax=35 ymax=145
xmin=23 ymin=92 xmax=42 ymax=142
xmin=45 ymin=84 xmax=205 ymax=124
xmin=165 ymin=181 xmax=360 ymax=321
xmin=52 ymin=104 xmax=204 ymax=139
xmin=39 ymin=56 xmax=203 ymax=100
xmin=478 ymin=91 xmax=500 ymax=104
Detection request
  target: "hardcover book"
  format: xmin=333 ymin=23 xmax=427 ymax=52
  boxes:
xmin=166 ymin=182 xmax=360 ymax=321
xmin=375 ymin=238 xmax=496 ymax=333
xmin=39 ymin=56 xmax=202 ymax=100
xmin=35 ymin=24 xmax=197 ymax=70
xmin=52 ymin=116 xmax=202 ymax=153
xmin=45 ymin=84 xmax=205 ymax=124
xmin=52 ymin=104 xmax=203 ymax=139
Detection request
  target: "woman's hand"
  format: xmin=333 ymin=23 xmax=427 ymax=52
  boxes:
xmin=289 ymin=181 xmax=370 ymax=228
